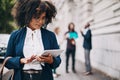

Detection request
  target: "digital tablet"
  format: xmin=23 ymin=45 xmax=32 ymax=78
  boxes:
xmin=42 ymin=49 xmax=64 ymax=57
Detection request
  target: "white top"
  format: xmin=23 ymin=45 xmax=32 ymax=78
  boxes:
xmin=83 ymin=28 xmax=89 ymax=35
xmin=23 ymin=27 xmax=44 ymax=70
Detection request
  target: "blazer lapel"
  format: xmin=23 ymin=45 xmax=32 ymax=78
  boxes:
xmin=20 ymin=27 xmax=27 ymax=57
xmin=41 ymin=28 xmax=50 ymax=50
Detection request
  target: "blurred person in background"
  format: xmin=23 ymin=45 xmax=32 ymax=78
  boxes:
xmin=52 ymin=27 xmax=62 ymax=77
xmin=64 ymin=22 xmax=78 ymax=73
xmin=54 ymin=27 xmax=62 ymax=46
xmin=80 ymin=22 xmax=92 ymax=75
xmin=5 ymin=0 xmax=61 ymax=80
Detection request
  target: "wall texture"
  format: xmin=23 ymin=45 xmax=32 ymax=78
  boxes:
xmin=51 ymin=0 xmax=120 ymax=79
xmin=90 ymin=0 xmax=120 ymax=79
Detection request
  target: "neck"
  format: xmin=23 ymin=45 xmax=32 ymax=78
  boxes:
xmin=28 ymin=27 xmax=40 ymax=31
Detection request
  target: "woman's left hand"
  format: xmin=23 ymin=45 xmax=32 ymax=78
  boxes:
xmin=36 ymin=53 xmax=53 ymax=64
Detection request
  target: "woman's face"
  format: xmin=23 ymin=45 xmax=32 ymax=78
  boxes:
xmin=69 ymin=24 xmax=74 ymax=30
xmin=29 ymin=12 xmax=46 ymax=30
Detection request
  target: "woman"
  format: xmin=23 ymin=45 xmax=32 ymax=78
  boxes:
xmin=65 ymin=22 xmax=78 ymax=73
xmin=5 ymin=0 xmax=61 ymax=80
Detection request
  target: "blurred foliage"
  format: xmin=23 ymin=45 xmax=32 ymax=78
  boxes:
xmin=0 ymin=0 xmax=16 ymax=34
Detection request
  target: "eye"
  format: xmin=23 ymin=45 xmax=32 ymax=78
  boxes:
xmin=36 ymin=16 xmax=40 ymax=19
xmin=42 ymin=16 xmax=46 ymax=20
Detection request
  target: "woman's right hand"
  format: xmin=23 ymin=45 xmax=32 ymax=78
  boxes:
xmin=20 ymin=55 xmax=36 ymax=64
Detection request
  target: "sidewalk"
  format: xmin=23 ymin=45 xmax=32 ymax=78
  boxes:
xmin=54 ymin=53 xmax=114 ymax=80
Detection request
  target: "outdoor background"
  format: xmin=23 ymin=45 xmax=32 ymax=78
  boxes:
xmin=0 ymin=0 xmax=120 ymax=80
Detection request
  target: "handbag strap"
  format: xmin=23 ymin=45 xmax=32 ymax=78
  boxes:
xmin=0 ymin=57 xmax=12 ymax=76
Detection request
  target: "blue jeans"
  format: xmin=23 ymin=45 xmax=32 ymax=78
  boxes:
xmin=84 ymin=49 xmax=91 ymax=72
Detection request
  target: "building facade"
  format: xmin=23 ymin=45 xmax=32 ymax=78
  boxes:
xmin=51 ymin=0 xmax=120 ymax=79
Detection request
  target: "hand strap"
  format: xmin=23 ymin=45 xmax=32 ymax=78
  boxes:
xmin=0 ymin=57 xmax=12 ymax=77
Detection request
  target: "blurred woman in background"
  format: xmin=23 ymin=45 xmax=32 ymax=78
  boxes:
xmin=65 ymin=22 xmax=78 ymax=73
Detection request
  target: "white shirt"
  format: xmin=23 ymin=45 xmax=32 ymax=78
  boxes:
xmin=23 ymin=27 xmax=44 ymax=70
xmin=83 ymin=28 xmax=89 ymax=35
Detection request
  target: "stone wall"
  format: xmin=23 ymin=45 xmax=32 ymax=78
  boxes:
xmin=51 ymin=0 xmax=120 ymax=79
xmin=90 ymin=0 xmax=120 ymax=79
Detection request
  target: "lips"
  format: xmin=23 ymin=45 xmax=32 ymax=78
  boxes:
xmin=36 ymin=24 xmax=42 ymax=27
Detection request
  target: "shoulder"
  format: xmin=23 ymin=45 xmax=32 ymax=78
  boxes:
xmin=41 ymin=28 xmax=55 ymax=37
xmin=88 ymin=28 xmax=91 ymax=31
xmin=10 ymin=27 xmax=26 ymax=37
xmin=41 ymin=28 xmax=53 ymax=33
xmin=41 ymin=28 xmax=54 ymax=34
xmin=74 ymin=31 xmax=78 ymax=34
xmin=9 ymin=27 xmax=26 ymax=42
xmin=88 ymin=29 xmax=91 ymax=33
xmin=65 ymin=31 xmax=69 ymax=35
xmin=10 ymin=30 xmax=19 ymax=39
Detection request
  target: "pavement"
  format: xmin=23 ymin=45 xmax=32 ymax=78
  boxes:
xmin=54 ymin=53 xmax=116 ymax=80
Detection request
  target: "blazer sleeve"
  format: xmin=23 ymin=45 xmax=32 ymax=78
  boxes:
xmin=49 ymin=32 xmax=61 ymax=69
xmin=5 ymin=31 xmax=23 ymax=69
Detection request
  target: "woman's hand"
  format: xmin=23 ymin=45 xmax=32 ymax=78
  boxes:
xmin=71 ymin=39 xmax=75 ymax=45
xmin=20 ymin=55 xmax=36 ymax=64
xmin=36 ymin=53 xmax=53 ymax=64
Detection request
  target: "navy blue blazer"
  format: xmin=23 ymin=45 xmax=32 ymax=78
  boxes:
xmin=5 ymin=27 xmax=61 ymax=80
xmin=81 ymin=29 xmax=92 ymax=50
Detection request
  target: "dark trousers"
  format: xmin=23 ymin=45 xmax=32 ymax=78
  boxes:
xmin=66 ymin=49 xmax=76 ymax=71
xmin=22 ymin=71 xmax=42 ymax=80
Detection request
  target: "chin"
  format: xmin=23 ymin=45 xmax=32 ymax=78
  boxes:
xmin=35 ymin=26 xmax=41 ymax=29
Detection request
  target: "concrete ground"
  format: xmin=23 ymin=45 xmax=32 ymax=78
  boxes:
xmin=54 ymin=53 xmax=116 ymax=80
